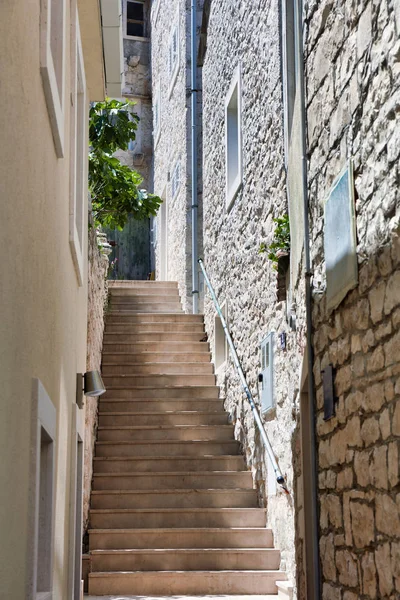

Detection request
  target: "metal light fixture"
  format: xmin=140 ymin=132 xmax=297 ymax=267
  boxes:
xmin=76 ymin=371 xmax=106 ymax=408
xmin=84 ymin=371 xmax=106 ymax=397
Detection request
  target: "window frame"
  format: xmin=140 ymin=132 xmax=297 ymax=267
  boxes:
xmin=153 ymin=83 xmax=161 ymax=147
xmin=171 ymin=158 xmax=181 ymax=199
xmin=281 ymin=0 xmax=297 ymax=167
xmin=67 ymin=404 xmax=85 ymax=600
xmin=40 ymin=0 xmax=66 ymax=157
xmin=69 ymin=8 xmax=87 ymax=287
xmin=124 ymin=0 xmax=149 ymax=40
xmin=214 ymin=301 xmax=228 ymax=373
xmin=167 ymin=10 xmax=180 ymax=98
xmin=26 ymin=379 xmax=57 ymax=600
xmin=151 ymin=0 xmax=161 ymax=25
xmin=225 ymin=64 xmax=243 ymax=211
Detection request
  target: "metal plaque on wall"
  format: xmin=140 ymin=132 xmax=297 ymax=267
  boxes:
xmin=324 ymin=161 xmax=358 ymax=312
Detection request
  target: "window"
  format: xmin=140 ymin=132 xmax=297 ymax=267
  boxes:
xmin=69 ymin=9 xmax=87 ymax=286
xmin=214 ymin=301 xmax=228 ymax=372
xmin=225 ymin=65 xmax=243 ymax=210
xmin=260 ymin=333 xmax=274 ymax=413
xmin=158 ymin=189 xmax=168 ymax=280
xmin=151 ymin=0 xmax=161 ymax=24
xmin=27 ymin=379 xmax=57 ymax=600
xmin=282 ymin=0 xmax=297 ymax=164
xmin=171 ymin=159 xmax=181 ymax=199
xmin=168 ymin=16 xmax=180 ymax=97
xmin=125 ymin=0 xmax=147 ymax=38
xmin=153 ymin=84 xmax=161 ymax=146
xmin=40 ymin=0 xmax=66 ymax=157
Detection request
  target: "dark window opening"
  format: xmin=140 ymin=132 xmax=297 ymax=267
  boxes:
xmin=126 ymin=1 xmax=146 ymax=37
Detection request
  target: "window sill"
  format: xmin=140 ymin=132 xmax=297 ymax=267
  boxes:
xmin=124 ymin=35 xmax=150 ymax=42
xmin=226 ymin=177 xmax=242 ymax=212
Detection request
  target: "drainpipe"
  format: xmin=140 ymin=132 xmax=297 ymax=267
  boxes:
xmin=297 ymin=1 xmax=321 ymax=598
xmin=190 ymin=0 xmax=199 ymax=314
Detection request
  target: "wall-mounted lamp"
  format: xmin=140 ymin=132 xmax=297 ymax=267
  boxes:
xmin=76 ymin=371 xmax=106 ymax=408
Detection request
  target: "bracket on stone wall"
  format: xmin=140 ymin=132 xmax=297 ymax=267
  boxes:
xmin=322 ymin=364 xmax=337 ymax=420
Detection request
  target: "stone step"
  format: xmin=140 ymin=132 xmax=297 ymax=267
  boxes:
xmin=105 ymin=323 xmax=205 ymax=333
xmin=99 ymin=399 xmax=224 ymax=413
xmin=89 ymin=507 xmax=265 ymax=529
xmin=88 ymin=570 xmax=284 ymax=596
xmin=90 ymin=488 xmax=257 ymax=509
xmin=108 ymin=281 xmax=178 ymax=288
xmin=102 ymin=374 xmax=216 ymax=387
xmin=105 ymin=312 xmax=204 ymax=323
xmin=108 ymin=304 xmax=182 ymax=314
xmin=110 ymin=288 xmax=180 ymax=297
xmin=103 ymin=332 xmax=208 ymax=343
xmin=90 ymin=546 xmax=278 ymax=572
xmin=92 ymin=471 xmax=253 ymax=491
xmin=101 ymin=351 xmax=211 ymax=364
xmin=88 ymin=528 xmax=274 ymax=551
xmin=93 ymin=455 xmax=245 ymax=473
xmin=102 ymin=341 xmax=210 ymax=353
xmin=95 ymin=439 xmax=239 ymax=457
xmin=98 ymin=411 xmax=227 ymax=427
xmin=110 ymin=294 xmax=180 ymax=304
xmin=101 ymin=362 xmax=214 ymax=376
xmin=102 ymin=385 xmax=219 ymax=399
xmin=97 ymin=424 xmax=234 ymax=442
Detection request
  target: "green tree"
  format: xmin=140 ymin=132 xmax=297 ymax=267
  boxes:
xmin=89 ymin=98 xmax=162 ymax=229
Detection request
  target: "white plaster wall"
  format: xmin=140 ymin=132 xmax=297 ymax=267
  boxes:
xmin=0 ymin=2 xmax=93 ymax=597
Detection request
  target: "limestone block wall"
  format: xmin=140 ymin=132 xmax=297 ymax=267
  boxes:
xmin=201 ymin=0 xmax=305 ymax=591
xmin=83 ymin=224 xmax=109 ymax=533
xmin=305 ymin=1 xmax=400 ymax=597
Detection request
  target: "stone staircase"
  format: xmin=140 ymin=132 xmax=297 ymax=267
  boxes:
xmin=87 ymin=280 xmax=286 ymax=596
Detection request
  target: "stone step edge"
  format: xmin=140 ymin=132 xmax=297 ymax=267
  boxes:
xmin=90 ymin=547 xmax=274 ymax=554
xmin=93 ymin=455 xmax=240 ymax=461
xmin=88 ymin=527 xmax=272 ymax=534
xmin=101 ymin=362 xmax=210 ymax=366
xmin=98 ymin=411 xmax=226 ymax=416
xmin=90 ymin=508 xmax=266 ymax=514
xmin=95 ymin=440 xmax=238 ymax=445
xmin=99 ymin=398 xmax=223 ymax=402
xmin=91 ymin=488 xmax=254 ymax=495
xmin=93 ymin=470 xmax=249 ymax=477
xmin=89 ymin=569 xmax=284 ymax=575
xmin=97 ymin=425 xmax=231 ymax=430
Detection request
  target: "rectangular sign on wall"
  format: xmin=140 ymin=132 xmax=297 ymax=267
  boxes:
xmin=260 ymin=332 xmax=274 ymax=414
xmin=324 ymin=161 xmax=358 ymax=313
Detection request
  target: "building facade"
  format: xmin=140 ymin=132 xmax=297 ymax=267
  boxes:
xmin=0 ymin=0 xmax=120 ymax=597
xmin=152 ymin=0 xmax=400 ymax=599
xmin=105 ymin=0 xmax=154 ymax=281
xmin=307 ymin=1 xmax=400 ymax=598
xmin=151 ymin=0 xmax=204 ymax=310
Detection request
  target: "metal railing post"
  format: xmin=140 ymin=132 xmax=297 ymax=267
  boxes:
xmin=198 ymin=258 xmax=289 ymax=494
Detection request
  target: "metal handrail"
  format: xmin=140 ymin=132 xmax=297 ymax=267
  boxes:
xmin=198 ymin=258 xmax=289 ymax=494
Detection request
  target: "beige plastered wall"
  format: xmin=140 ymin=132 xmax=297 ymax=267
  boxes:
xmin=0 ymin=1 xmax=91 ymax=598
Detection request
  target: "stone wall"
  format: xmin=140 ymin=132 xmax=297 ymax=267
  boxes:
xmin=201 ymin=0 xmax=304 ymax=591
xmin=305 ymin=1 xmax=400 ymax=598
xmin=83 ymin=223 xmax=109 ymax=534
xmin=151 ymin=0 xmax=204 ymax=311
